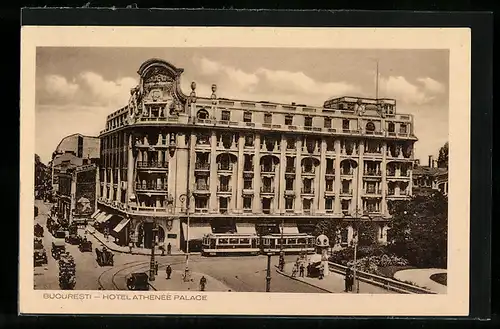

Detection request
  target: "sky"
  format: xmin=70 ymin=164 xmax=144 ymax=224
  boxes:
xmin=35 ymin=47 xmax=449 ymax=165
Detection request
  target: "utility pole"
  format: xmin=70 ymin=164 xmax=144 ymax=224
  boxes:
xmin=266 ymin=252 xmax=272 ymax=292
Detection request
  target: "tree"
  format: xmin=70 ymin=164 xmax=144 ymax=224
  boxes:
xmin=387 ymin=192 xmax=448 ymax=268
xmin=437 ymin=142 xmax=449 ymax=169
xmin=312 ymin=218 xmax=343 ymax=247
xmin=357 ymin=221 xmax=379 ymax=246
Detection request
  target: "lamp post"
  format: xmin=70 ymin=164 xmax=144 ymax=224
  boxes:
xmin=179 ymin=192 xmax=191 ymax=282
xmin=280 ymin=218 xmax=284 ymax=252
xmin=149 ymin=222 xmax=158 ymax=281
xmin=266 ymin=252 xmax=272 ymax=292
xmin=351 ymin=207 xmax=371 ymax=293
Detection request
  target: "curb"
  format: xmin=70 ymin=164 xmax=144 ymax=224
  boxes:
xmin=274 ymin=266 xmax=333 ymax=293
xmin=88 ymin=230 xmax=188 ymax=257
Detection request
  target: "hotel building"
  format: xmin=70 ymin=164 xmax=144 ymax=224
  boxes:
xmin=94 ymin=58 xmax=417 ymax=252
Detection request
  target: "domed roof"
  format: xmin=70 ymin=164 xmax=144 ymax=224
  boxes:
xmin=316 ymin=234 xmax=329 ymax=247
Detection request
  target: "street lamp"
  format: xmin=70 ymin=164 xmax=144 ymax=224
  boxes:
xmin=351 ymin=207 xmax=370 ymax=293
xmin=179 ymin=192 xmax=192 ymax=282
xmin=149 ymin=222 xmax=158 ymax=281
xmin=266 ymin=252 xmax=272 ymax=292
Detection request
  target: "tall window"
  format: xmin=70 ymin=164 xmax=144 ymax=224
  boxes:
xmin=285 ymin=198 xmax=294 ymax=210
xmin=326 ymin=179 xmax=334 ymax=191
xmin=243 ymin=197 xmax=252 ymax=210
xmin=342 ymin=119 xmax=350 ymax=130
xmin=264 ymin=113 xmax=273 ymax=124
xmin=221 ymin=110 xmax=231 ymax=121
xmin=285 ymin=115 xmax=293 ymax=125
xmin=388 ymin=122 xmax=395 ymax=132
xmin=303 ymin=199 xmax=312 ymax=211
xmin=324 ymin=117 xmax=332 ymax=128
xmin=287 ymin=138 xmax=296 ymax=150
xmin=244 ymin=178 xmax=252 ymax=189
xmin=243 ymin=111 xmax=252 ymax=123
xmin=400 ymin=124 xmax=408 ymax=134
xmin=304 ymin=116 xmax=313 ymax=127
xmin=286 ymin=178 xmax=294 ymax=190
xmin=244 ymin=134 xmax=254 ymax=147
xmin=325 ymin=198 xmax=333 ymax=210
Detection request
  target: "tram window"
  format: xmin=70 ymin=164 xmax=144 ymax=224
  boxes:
xmin=240 ymin=238 xmax=250 ymax=244
xmin=297 ymin=238 xmax=306 ymax=244
xmin=288 ymin=239 xmax=297 ymax=244
xmin=219 ymin=238 xmax=228 ymax=244
xmin=229 ymin=238 xmax=239 ymax=244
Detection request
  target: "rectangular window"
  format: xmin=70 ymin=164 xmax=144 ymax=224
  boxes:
xmin=221 ymin=110 xmax=231 ymax=121
xmin=326 ymin=179 xmax=334 ymax=191
xmin=244 ymin=135 xmax=254 ymax=147
xmin=243 ymin=197 xmax=252 ymax=209
xmin=244 ymin=179 xmax=252 ymax=189
xmin=287 ymin=138 xmax=295 ymax=150
xmin=303 ymin=199 xmax=312 ymax=210
xmin=285 ymin=198 xmax=294 ymax=210
xmin=264 ymin=113 xmax=273 ymax=124
xmin=286 ymin=178 xmax=294 ymax=190
xmin=342 ymin=119 xmax=350 ymax=130
xmin=243 ymin=111 xmax=252 ymax=122
xmin=304 ymin=116 xmax=313 ymax=127
xmin=285 ymin=115 xmax=293 ymax=125
xmin=325 ymin=198 xmax=333 ymax=209
xmin=324 ymin=117 xmax=332 ymax=128
xmin=400 ymin=124 xmax=408 ymax=134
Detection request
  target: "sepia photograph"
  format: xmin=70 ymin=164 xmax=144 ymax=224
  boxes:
xmin=20 ymin=26 xmax=470 ymax=316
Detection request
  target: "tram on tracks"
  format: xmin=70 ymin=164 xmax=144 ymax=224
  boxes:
xmin=201 ymin=232 xmax=315 ymax=256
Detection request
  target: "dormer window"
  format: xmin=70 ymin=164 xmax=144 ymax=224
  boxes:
xmin=221 ymin=110 xmax=230 ymax=121
xmin=324 ymin=117 xmax=332 ymax=128
xmin=388 ymin=122 xmax=395 ymax=132
xmin=342 ymin=119 xmax=350 ymax=130
xmin=243 ymin=111 xmax=252 ymax=123
xmin=285 ymin=115 xmax=293 ymax=125
xmin=400 ymin=124 xmax=408 ymax=134
xmin=264 ymin=113 xmax=272 ymax=124
xmin=304 ymin=116 xmax=313 ymax=127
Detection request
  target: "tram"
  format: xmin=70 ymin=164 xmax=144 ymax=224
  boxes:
xmin=201 ymin=233 xmax=315 ymax=256
xmin=202 ymin=233 xmax=260 ymax=256
xmin=261 ymin=233 xmax=315 ymax=254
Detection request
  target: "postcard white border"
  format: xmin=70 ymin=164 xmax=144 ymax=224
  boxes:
xmin=20 ymin=26 xmax=471 ymax=316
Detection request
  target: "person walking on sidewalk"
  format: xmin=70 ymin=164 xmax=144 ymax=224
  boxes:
xmin=167 ymin=242 xmax=172 ymax=255
xmin=199 ymin=276 xmax=207 ymax=291
xmin=299 ymin=263 xmax=305 ymax=277
xmin=160 ymin=244 xmax=165 ymax=256
xmin=165 ymin=264 xmax=172 ymax=280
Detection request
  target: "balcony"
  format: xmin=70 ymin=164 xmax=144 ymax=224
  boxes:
xmin=340 ymin=189 xmax=353 ymax=196
xmin=325 ymin=188 xmax=335 ymax=195
xmin=364 ymin=189 xmax=382 ymax=196
xmin=194 ymin=185 xmax=210 ymax=193
xmin=195 ymin=162 xmax=210 ymax=170
xmin=263 ymin=208 xmax=271 ymax=214
xmin=243 ymin=165 xmax=254 ymax=172
xmin=387 ymin=190 xmax=409 ymax=197
xmin=137 ymin=161 xmax=169 ymax=169
xmin=194 ymin=208 xmax=209 ymax=213
xmin=219 ymin=208 xmax=228 ymax=214
xmin=261 ymin=165 xmax=276 ymax=174
xmin=364 ymin=170 xmax=382 ymax=177
xmin=217 ymin=186 xmax=232 ymax=193
xmin=261 ymin=186 xmax=275 ymax=194
xmin=135 ymin=183 xmax=168 ymax=192
xmin=218 ymin=163 xmax=233 ymax=172
xmin=302 ymin=167 xmax=315 ymax=175
xmin=301 ymin=188 xmax=314 ymax=195
xmin=325 ymin=168 xmax=335 ymax=176
xmin=127 ymin=205 xmax=168 ymax=213
xmin=242 ymin=188 xmax=254 ymax=195
xmin=285 ymin=166 xmax=295 ymax=173
xmin=340 ymin=169 xmax=354 ymax=176
xmin=284 ymin=189 xmax=295 ymax=196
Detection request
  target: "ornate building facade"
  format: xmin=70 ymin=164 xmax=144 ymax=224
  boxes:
xmin=94 ymin=58 xmax=417 ymax=252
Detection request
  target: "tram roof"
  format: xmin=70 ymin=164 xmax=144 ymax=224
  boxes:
xmin=205 ymin=233 xmax=259 ymax=238
xmin=262 ymin=233 xmax=314 ymax=237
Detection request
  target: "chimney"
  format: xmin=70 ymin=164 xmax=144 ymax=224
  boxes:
xmin=428 ymin=155 xmax=433 ymax=168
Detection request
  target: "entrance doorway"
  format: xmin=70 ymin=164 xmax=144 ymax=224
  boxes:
xmin=137 ymin=222 xmax=166 ymax=249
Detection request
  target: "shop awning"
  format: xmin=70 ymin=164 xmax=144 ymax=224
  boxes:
xmin=96 ymin=213 xmax=113 ymax=223
xmin=95 ymin=212 xmax=107 ymax=223
xmin=113 ymin=217 xmax=131 ymax=233
xmin=90 ymin=210 xmax=101 ymax=219
xmin=280 ymin=222 xmax=299 ymax=234
xmin=236 ymin=222 xmax=257 ymax=235
xmin=182 ymin=222 xmax=212 ymax=240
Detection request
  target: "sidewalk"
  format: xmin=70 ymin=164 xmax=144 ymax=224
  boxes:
xmin=149 ymin=270 xmax=231 ymax=292
xmin=87 ymin=226 xmax=186 ymax=256
xmin=276 ymin=263 xmax=389 ymax=294
xmin=394 ymin=268 xmax=447 ymax=294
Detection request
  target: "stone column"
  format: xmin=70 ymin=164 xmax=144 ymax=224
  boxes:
xmin=116 ymin=167 xmax=122 ymax=203
xmin=253 ymin=134 xmax=261 ymax=213
xmin=318 ymin=138 xmax=327 ymax=213
xmin=175 ymin=133 xmax=189 ymax=214
xmin=356 ymin=141 xmax=364 ymax=214
xmin=294 ymin=137 xmax=303 ymax=213
xmin=278 ymin=135 xmax=286 ymax=214
xmin=209 ymin=131 xmax=218 ymax=213
xmin=334 ymin=139 xmax=342 ymax=214
xmin=126 ymin=134 xmax=135 ymax=206
xmin=236 ymin=134 xmax=245 ymax=213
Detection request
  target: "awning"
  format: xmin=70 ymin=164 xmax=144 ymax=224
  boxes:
xmin=113 ymin=217 xmax=131 ymax=233
xmin=90 ymin=210 xmax=101 ymax=219
xmin=182 ymin=222 xmax=212 ymax=240
xmin=95 ymin=212 xmax=107 ymax=223
xmin=236 ymin=222 xmax=257 ymax=235
xmin=280 ymin=222 xmax=299 ymax=234
xmin=100 ymin=213 xmax=114 ymax=223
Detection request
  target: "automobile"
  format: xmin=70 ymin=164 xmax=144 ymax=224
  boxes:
xmin=34 ymin=223 xmax=44 ymax=237
xmin=53 ymin=228 xmax=66 ymax=239
xmin=34 ymin=238 xmax=48 ymax=266
xmin=51 ymin=240 xmax=66 ymax=260
xmin=78 ymin=237 xmax=92 ymax=252
xmin=126 ymin=272 xmax=150 ymax=291
xmin=95 ymin=246 xmax=114 ymax=266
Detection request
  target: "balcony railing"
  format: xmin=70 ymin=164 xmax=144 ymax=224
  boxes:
xmin=285 ymin=166 xmax=295 ymax=173
xmin=194 ymin=185 xmax=210 ymax=191
xmin=301 ymin=188 xmax=314 ymax=194
xmin=387 ymin=190 xmax=409 ymax=196
xmin=243 ymin=165 xmax=254 ymax=172
xmin=135 ymin=183 xmax=168 ymax=191
xmin=218 ymin=163 xmax=233 ymax=171
xmin=387 ymin=171 xmax=396 ymax=177
xmin=365 ymin=189 xmax=382 ymax=195
xmin=261 ymin=186 xmax=275 ymax=193
xmin=219 ymin=208 xmax=228 ymax=214
xmin=194 ymin=208 xmax=209 ymax=213
xmin=302 ymin=167 xmax=315 ymax=174
xmin=137 ymin=161 xmax=169 ymax=169
xmin=217 ymin=186 xmax=232 ymax=193
xmin=326 ymin=168 xmax=335 ymax=175
xmin=261 ymin=165 xmax=275 ymax=173
xmin=340 ymin=189 xmax=353 ymax=195
xmin=263 ymin=208 xmax=271 ymax=214
xmin=341 ymin=169 xmax=354 ymax=176
xmin=195 ymin=162 xmax=210 ymax=170
xmin=364 ymin=170 xmax=382 ymax=176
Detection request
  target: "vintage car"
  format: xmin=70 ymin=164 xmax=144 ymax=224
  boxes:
xmin=95 ymin=246 xmax=114 ymax=266
xmin=126 ymin=272 xmax=150 ymax=291
xmin=51 ymin=240 xmax=66 ymax=260
xmin=34 ymin=205 xmax=39 ymax=217
xmin=78 ymin=237 xmax=92 ymax=252
xmin=58 ymin=253 xmax=76 ymax=290
xmin=53 ymin=228 xmax=66 ymax=239
xmin=34 ymin=238 xmax=48 ymax=266
xmin=34 ymin=223 xmax=44 ymax=237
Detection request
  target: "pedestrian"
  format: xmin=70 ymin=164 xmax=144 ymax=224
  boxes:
xmin=344 ymin=267 xmax=351 ymax=292
xmin=299 ymin=263 xmax=305 ymax=277
xmin=319 ymin=264 xmax=324 ymax=280
xmin=155 ymin=261 xmax=159 ymax=275
xmin=291 ymin=263 xmax=298 ymax=277
xmin=129 ymin=242 xmax=133 ymax=253
xmin=199 ymin=276 xmax=207 ymax=291
xmin=167 ymin=242 xmax=172 ymax=255
xmin=160 ymin=244 xmax=165 ymax=256
xmin=165 ymin=264 xmax=172 ymax=280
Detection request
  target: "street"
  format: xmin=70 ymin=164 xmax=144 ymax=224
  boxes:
xmin=34 ymin=200 xmax=325 ymax=293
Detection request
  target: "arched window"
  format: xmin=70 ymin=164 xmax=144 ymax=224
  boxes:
xmin=197 ymin=109 xmax=209 ymax=120
xmin=366 ymin=121 xmax=376 ymax=132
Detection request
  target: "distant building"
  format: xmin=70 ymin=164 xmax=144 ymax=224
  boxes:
xmin=412 ymin=155 xmax=448 ymax=196
xmin=56 ymin=164 xmax=98 ymax=226
xmin=50 ymin=133 xmax=100 ymax=192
